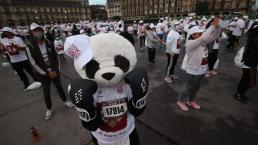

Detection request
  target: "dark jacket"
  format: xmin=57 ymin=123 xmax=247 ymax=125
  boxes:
xmin=25 ymin=37 xmax=59 ymax=78
xmin=242 ymin=23 xmax=258 ymax=68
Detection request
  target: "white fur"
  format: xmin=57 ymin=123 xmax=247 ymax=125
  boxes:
xmin=75 ymin=33 xmax=137 ymax=86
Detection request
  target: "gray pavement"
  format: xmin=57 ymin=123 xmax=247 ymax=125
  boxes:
xmin=0 ymin=38 xmax=258 ymax=145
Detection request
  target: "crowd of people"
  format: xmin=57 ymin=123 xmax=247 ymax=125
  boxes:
xmin=0 ymin=15 xmax=257 ymax=121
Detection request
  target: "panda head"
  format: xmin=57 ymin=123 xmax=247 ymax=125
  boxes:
xmin=74 ymin=33 xmax=137 ymax=86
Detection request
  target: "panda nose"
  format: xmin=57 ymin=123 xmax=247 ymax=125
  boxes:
xmin=102 ymin=73 xmax=115 ymax=80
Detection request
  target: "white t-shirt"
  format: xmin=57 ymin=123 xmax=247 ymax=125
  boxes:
xmin=187 ymin=48 xmax=208 ymax=75
xmin=92 ymin=84 xmax=135 ymax=144
xmin=232 ymin=19 xmax=245 ymax=36
xmin=166 ymin=29 xmax=181 ymax=54
xmin=228 ymin=21 xmax=236 ymax=31
xmin=156 ymin=22 xmax=166 ymax=34
xmin=54 ymin=39 xmax=64 ymax=54
xmin=38 ymin=42 xmax=49 ymax=62
xmin=2 ymin=36 xmax=28 ymax=63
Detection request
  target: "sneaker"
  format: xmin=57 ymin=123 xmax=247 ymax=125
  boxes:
xmin=45 ymin=110 xmax=53 ymax=120
xmin=205 ymin=73 xmax=211 ymax=78
xmin=177 ymin=101 xmax=189 ymax=111
xmin=64 ymin=101 xmax=74 ymax=108
xmin=187 ymin=101 xmax=201 ymax=110
xmin=148 ymin=61 xmax=155 ymax=64
xmin=209 ymin=71 xmax=218 ymax=75
xmin=235 ymin=94 xmax=247 ymax=104
xmin=171 ymin=75 xmax=179 ymax=80
xmin=164 ymin=77 xmax=173 ymax=83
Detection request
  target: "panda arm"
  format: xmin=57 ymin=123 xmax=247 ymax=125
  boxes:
xmin=68 ymin=80 xmax=103 ymax=131
xmin=126 ymin=86 xmax=146 ymax=117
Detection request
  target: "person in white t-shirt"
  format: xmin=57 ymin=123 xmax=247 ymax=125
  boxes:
xmin=230 ymin=16 xmax=245 ymax=51
xmin=54 ymin=36 xmax=65 ymax=61
xmin=165 ymin=23 xmax=182 ymax=83
xmin=177 ymin=18 xmax=221 ymax=111
xmin=1 ymin=27 xmax=37 ymax=89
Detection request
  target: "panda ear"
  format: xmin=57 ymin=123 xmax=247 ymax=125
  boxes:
xmin=85 ymin=60 xmax=100 ymax=79
xmin=119 ymin=31 xmax=135 ymax=45
xmin=114 ymin=55 xmax=130 ymax=73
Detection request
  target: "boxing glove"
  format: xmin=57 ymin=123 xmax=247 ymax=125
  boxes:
xmin=124 ymin=67 xmax=148 ymax=116
xmin=68 ymin=78 xmax=102 ymax=131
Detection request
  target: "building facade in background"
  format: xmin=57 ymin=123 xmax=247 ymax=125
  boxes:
xmin=121 ymin=0 xmax=256 ymax=20
xmin=90 ymin=5 xmax=108 ymax=20
xmin=0 ymin=0 xmax=90 ymax=26
xmin=106 ymin=0 xmax=122 ymax=19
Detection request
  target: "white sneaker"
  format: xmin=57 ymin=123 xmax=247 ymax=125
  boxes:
xmin=45 ymin=110 xmax=52 ymax=120
xmin=64 ymin=101 xmax=74 ymax=108
xmin=164 ymin=77 xmax=173 ymax=83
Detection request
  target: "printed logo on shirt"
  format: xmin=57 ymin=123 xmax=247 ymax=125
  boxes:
xmin=97 ymin=98 xmax=128 ymax=132
xmin=68 ymin=44 xmax=81 ymax=59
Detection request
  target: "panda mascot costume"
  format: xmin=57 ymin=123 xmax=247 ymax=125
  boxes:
xmin=64 ymin=33 xmax=148 ymax=145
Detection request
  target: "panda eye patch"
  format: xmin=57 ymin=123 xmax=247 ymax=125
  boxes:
xmin=85 ymin=60 xmax=100 ymax=79
xmin=114 ymin=55 xmax=130 ymax=73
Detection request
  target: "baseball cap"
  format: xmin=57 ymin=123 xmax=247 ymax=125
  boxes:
xmin=243 ymin=15 xmax=249 ymax=19
xmin=30 ymin=23 xmax=42 ymax=30
xmin=188 ymin=25 xmax=205 ymax=37
xmin=1 ymin=27 xmax=14 ymax=33
xmin=150 ymin=23 xmax=156 ymax=29
xmin=233 ymin=17 xmax=238 ymax=20
xmin=64 ymin=34 xmax=93 ymax=69
xmin=255 ymin=18 xmax=258 ymax=22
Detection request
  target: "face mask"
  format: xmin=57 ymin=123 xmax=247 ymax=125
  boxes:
xmin=33 ymin=32 xmax=43 ymax=39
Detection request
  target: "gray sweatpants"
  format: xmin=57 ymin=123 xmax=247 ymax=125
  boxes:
xmin=178 ymin=73 xmax=204 ymax=102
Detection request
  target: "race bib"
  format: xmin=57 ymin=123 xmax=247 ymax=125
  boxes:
xmin=102 ymin=98 xmax=128 ymax=119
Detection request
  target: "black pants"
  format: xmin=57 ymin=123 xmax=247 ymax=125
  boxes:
xmin=237 ymin=68 xmax=257 ymax=96
xmin=41 ymin=76 xmax=67 ymax=109
xmin=166 ymin=53 xmax=179 ymax=76
xmin=11 ymin=60 xmax=37 ymax=88
xmin=227 ymin=35 xmax=239 ymax=50
xmin=148 ymin=47 xmax=156 ymax=63
xmin=208 ymin=49 xmax=218 ymax=71
xmin=58 ymin=54 xmax=65 ymax=61
xmin=92 ymin=128 xmax=140 ymax=145
xmin=139 ymin=36 xmax=145 ymax=48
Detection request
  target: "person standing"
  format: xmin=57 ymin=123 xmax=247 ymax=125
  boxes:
xmin=165 ymin=23 xmax=181 ymax=83
xmin=26 ymin=23 xmax=73 ymax=120
xmin=177 ymin=18 xmax=221 ymax=111
xmin=1 ymin=27 xmax=38 ymax=90
xmin=145 ymin=24 xmax=160 ymax=64
xmin=235 ymin=19 xmax=258 ymax=104
xmin=54 ymin=36 xmax=65 ymax=62
xmin=229 ymin=16 xmax=245 ymax=51
xmin=137 ymin=20 xmax=146 ymax=50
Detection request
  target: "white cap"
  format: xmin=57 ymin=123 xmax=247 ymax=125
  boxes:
xmin=174 ymin=21 xmax=180 ymax=25
xmin=139 ymin=20 xmax=144 ymax=23
xmin=30 ymin=23 xmax=41 ymax=30
xmin=160 ymin=17 xmax=164 ymax=21
xmin=188 ymin=25 xmax=205 ymax=37
xmin=211 ymin=15 xmax=215 ymax=19
xmin=150 ymin=23 xmax=156 ymax=29
xmin=243 ymin=15 xmax=249 ymax=19
xmin=201 ymin=17 xmax=207 ymax=21
xmin=1 ymin=27 xmax=14 ymax=33
xmin=233 ymin=17 xmax=238 ymax=20
xmin=64 ymin=34 xmax=93 ymax=69
xmin=255 ymin=18 xmax=258 ymax=22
